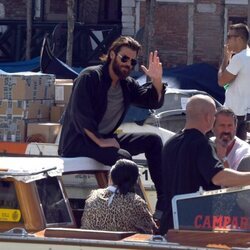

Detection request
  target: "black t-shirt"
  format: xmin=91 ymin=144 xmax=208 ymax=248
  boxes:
xmin=160 ymin=128 xmax=224 ymax=233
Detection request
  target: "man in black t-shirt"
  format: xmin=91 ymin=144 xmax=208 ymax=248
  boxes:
xmin=160 ymin=94 xmax=250 ymax=235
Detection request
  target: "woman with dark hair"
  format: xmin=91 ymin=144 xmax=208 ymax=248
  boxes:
xmin=81 ymin=159 xmax=156 ymax=233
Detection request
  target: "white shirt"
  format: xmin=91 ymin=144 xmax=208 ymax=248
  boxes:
xmin=211 ymin=136 xmax=250 ymax=170
xmin=227 ymin=137 xmax=250 ymax=170
xmin=225 ymin=48 xmax=250 ymax=116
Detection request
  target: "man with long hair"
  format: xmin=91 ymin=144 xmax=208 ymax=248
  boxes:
xmin=58 ymin=36 xmax=165 ymax=219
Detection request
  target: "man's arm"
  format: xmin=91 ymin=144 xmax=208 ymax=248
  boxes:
xmin=212 ymin=168 xmax=250 ymax=187
xmin=84 ymin=128 xmax=120 ymax=148
xmin=218 ymin=45 xmax=237 ymax=86
xmin=141 ymin=50 xmax=163 ymax=101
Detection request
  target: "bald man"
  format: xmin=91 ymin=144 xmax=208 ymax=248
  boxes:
xmin=159 ymin=94 xmax=250 ymax=234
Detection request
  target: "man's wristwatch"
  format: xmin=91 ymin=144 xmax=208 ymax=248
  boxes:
xmin=222 ymin=156 xmax=228 ymax=163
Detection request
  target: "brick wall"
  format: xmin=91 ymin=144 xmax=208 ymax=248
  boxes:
xmin=140 ymin=2 xmax=190 ymax=67
xmin=0 ymin=0 xmax=249 ymax=67
xmin=138 ymin=0 xmax=248 ymax=68
xmin=0 ymin=0 xmax=26 ymax=19
xmin=121 ymin=0 xmax=136 ymax=35
xmin=193 ymin=1 xmax=224 ymax=66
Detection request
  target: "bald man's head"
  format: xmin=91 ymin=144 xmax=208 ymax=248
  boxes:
xmin=185 ymin=94 xmax=216 ymax=133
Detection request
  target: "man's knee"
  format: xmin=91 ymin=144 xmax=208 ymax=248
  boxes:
xmin=147 ymin=133 xmax=163 ymax=148
xmin=117 ymin=149 xmax=132 ymax=160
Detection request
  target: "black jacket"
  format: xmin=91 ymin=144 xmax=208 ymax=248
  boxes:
xmin=58 ymin=63 xmax=165 ymax=157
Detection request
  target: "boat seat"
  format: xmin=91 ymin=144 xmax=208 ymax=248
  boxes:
xmin=43 ymin=228 xmax=136 ymax=241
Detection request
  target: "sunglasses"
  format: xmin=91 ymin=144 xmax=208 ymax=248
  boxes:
xmin=117 ymin=53 xmax=137 ymax=66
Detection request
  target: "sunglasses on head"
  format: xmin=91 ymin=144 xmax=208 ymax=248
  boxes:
xmin=117 ymin=53 xmax=137 ymax=66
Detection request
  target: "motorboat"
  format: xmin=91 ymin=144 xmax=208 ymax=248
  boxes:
xmin=0 ymin=156 xmax=249 ymax=250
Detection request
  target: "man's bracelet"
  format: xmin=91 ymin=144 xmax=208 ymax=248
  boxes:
xmin=222 ymin=156 xmax=228 ymax=163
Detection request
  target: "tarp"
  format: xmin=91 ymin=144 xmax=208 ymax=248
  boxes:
xmin=137 ymin=63 xmax=225 ymax=104
xmin=0 ymin=57 xmax=40 ymax=73
xmin=127 ymin=63 xmax=225 ymax=123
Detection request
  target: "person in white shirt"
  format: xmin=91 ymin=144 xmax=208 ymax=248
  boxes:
xmin=212 ymin=107 xmax=250 ymax=170
xmin=218 ymin=23 xmax=250 ymax=141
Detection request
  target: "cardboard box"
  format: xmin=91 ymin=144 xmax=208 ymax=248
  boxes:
xmin=0 ymin=72 xmax=55 ymax=100
xmin=50 ymin=105 xmax=65 ymax=123
xmin=0 ymin=117 xmax=26 ymax=142
xmin=54 ymin=79 xmax=73 ymax=104
xmin=0 ymin=100 xmax=54 ymax=119
xmin=27 ymin=122 xmax=61 ymax=143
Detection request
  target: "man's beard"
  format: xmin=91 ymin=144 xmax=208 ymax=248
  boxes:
xmin=219 ymin=132 xmax=234 ymax=146
xmin=112 ymin=58 xmax=131 ymax=79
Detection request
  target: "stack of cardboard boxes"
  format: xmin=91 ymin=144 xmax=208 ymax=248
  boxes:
xmin=51 ymin=79 xmax=73 ymax=123
xmin=0 ymin=71 xmax=74 ymax=143
xmin=26 ymin=78 xmax=73 ymax=143
xmin=0 ymin=72 xmax=55 ymax=142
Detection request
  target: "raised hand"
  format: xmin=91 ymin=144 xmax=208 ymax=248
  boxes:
xmin=141 ymin=50 xmax=163 ymax=99
xmin=141 ymin=50 xmax=162 ymax=81
xmin=223 ymin=44 xmax=233 ymax=62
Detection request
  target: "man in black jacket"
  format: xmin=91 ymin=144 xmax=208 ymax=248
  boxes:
xmin=58 ymin=36 xmax=165 ymax=217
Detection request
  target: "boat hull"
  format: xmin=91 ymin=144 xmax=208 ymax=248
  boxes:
xmin=0 ymin=235 xmax=219 ymax=250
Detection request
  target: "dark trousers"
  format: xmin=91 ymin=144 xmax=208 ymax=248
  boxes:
xmin=82 ymin=132 xmax=164 ymax=211
xmin=236 ymin=115 xmax=247 ymax=141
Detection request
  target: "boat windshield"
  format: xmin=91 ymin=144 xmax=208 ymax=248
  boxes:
xmin=172 ymin=186 xmax=250 ymax=232
xmin=36 ymin=177 xmax=74 ymax=226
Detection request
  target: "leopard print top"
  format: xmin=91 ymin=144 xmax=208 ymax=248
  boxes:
xmin=81 ymin=188 xmax=156 ymax=234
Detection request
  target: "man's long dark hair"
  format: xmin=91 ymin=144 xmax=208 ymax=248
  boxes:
xmin=100 ymin=36 xmax=141 ymax=64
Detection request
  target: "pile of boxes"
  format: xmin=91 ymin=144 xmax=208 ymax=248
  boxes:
xmin=0 ymin=70 xmax=74 ymax=143
xmin=26 ymin=78 xmax=73 ymax=143
xmin=51 ymin=79 xmax=73 ymax=123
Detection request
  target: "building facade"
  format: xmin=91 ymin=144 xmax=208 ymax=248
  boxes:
xmin=0 ymin=0 xmax=249 ymax=67
xmin=124 ymin=0 xmax=249 ymax=67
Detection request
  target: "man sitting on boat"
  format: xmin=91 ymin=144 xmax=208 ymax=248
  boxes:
xmin=58 ymin=36 xmax=165 ymax=220
xmin=159 ymin=94 xmax=250 ymax=235
xmin=81 ymin=159 xmax=157 ymax=233
xmin=211 ymin=107 xmax=250 ymax=170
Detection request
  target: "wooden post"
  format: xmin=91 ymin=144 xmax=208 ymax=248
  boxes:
xmin=67 ymin=0 xmax=75 ymax=66
xmin=143 ymin=0 xmax=156 ymax=68
xmin=26 ymin=0 xmax=32 ymax=60
xmin=95 ymin=172 xmax=109 ymax=188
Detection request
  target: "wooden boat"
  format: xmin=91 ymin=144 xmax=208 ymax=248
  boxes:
xmin=0 ymin=156 xmax=250 ymax=250
xmin=0 ymin=122 xmax=175 ymax=209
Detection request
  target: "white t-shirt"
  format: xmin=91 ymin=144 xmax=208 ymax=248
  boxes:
xmin=225 ymin=48 xmax=250 ymax=116
xmin=227 ymin=137 xmax=250 ymax=170
xmin=211 ymin=136 xmax=250 ymax=170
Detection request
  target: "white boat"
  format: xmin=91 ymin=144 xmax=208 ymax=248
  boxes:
xmin=0 ymin=122 xmax=175 ymax=209
xmin=0 ymin=156 xmax=249 ymax=250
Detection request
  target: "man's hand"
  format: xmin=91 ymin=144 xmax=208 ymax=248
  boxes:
xmin=141 ymin=51 xmax=163 ymax=99
xmin=218 ymin=45 xmax=236 ymax=86
xmin=84 ymin=128 xmax=120 ymax=148
xmin=215 ymin=138 xmax=227 ymax=160
xmin=99 ymin=138 xmax=120 ymax=148
xmin=223 ymin=44 xmax=233 ymax=63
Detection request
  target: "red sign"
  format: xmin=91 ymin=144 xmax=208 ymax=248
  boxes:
xmin=194 ymin=215 xmax=250 ymax=230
